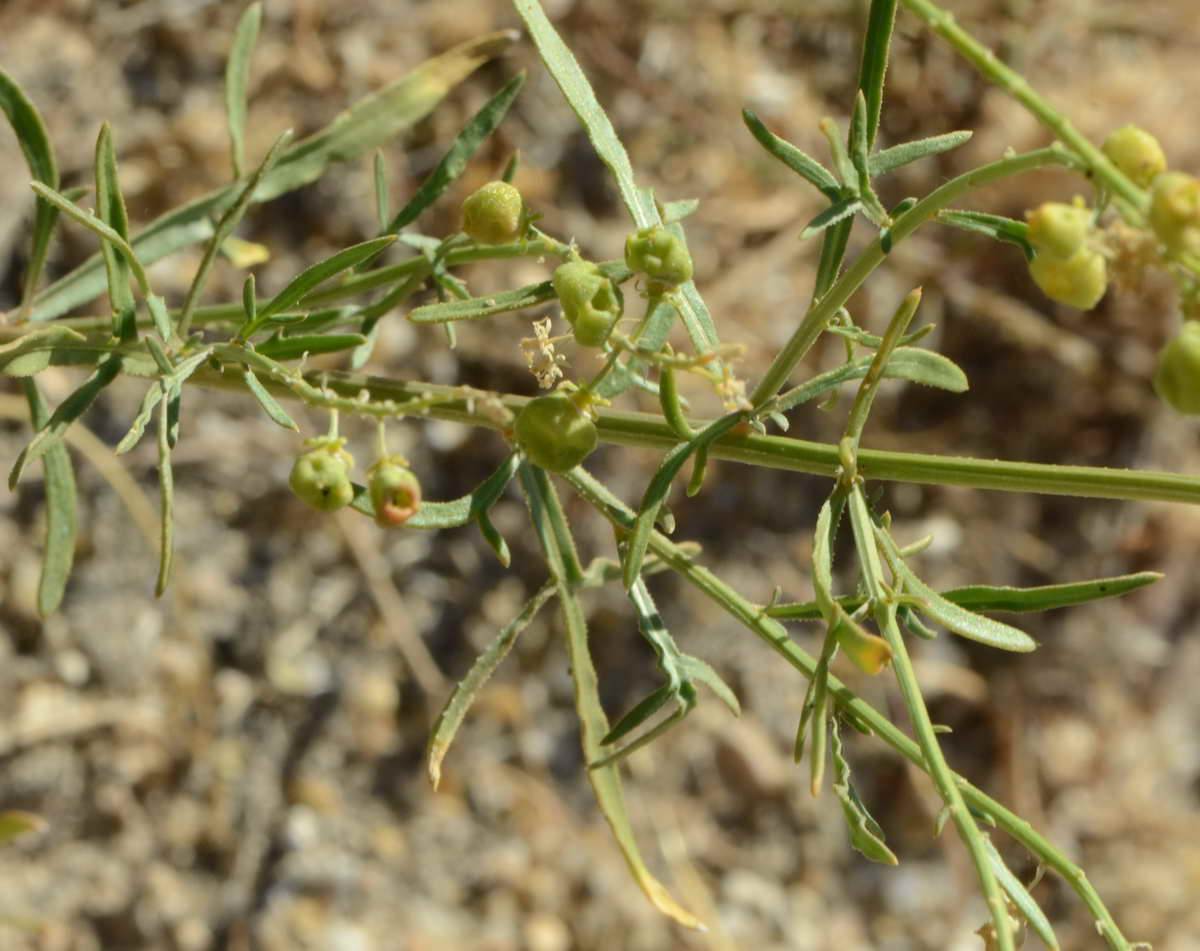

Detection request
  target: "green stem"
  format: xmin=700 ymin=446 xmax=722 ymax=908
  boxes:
xmin=7 ymin=333 xmax=1200 ymax=506
xmin=563 ymin=466 xmax=1132 ymax=950
xmin=848 ymin=485 xmax=1012 ymax=949
xmin=897 ymin=0 xmax=1146 ymax=216
xmin=750 ymin=146 xmax=1076 ymax=409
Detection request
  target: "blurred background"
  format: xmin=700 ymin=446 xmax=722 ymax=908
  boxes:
xmin=2 ymin=0 xmax=1199 ymax=948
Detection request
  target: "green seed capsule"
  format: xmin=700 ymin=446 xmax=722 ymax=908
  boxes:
xmin=1028 ymin=246 xmax=1107 ymax=310
xmin=552 ymin=259 xmax=623 ymax=347
xmin=1153 ymin=321 xmax=1200 ymax=414
xmin=368 ymin=455 xmax=422 ymax=526
xmin=1101 ymin=125 xmax=1166 ymax=189
xmin=624 ymin=225 xmax=693 ymax=286
xmin=1149 ymin=171 xmax=1200 ymax=256
xmin=461 ymin=181 xmax=524 ymax=245
xmin=513 ymin=392 xmax=598 ymax=472
xmin=290 ymin=442 xmax=355 ymax=512
xmin=1026 ymin=201 xmax=1093 ymax=259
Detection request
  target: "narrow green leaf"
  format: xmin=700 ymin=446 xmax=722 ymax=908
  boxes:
xmin=9 ymin=354 xmax=122 ymax=489
xmin=242 ymin=366 xmax=298 ymax=430
xmin=741 ymin=109 xmax=840 ymax=199
xmin=876 ymin=527 xmax=1038 ymax=652
xmin=476 ymin=510 xmax=511 ymax=567
xmin=832 ymin=721 xmax=899 ymax=865
xmin=600 ymin=684 xmax=675 ymax=747
xmin=385 ymin=72 xmax=525 ymax=234
xmin=800 ymin=196 xmax=863 ymax=241
xmin=30 ymin=31 xmax=517 ymax=321
xmin=155 ymin=392 xmax=174 ymax=596
xmin=856 ymin=0 xmax=899 ymax=149
xmin=428 ymin=580 xmax=556 ymax=789
xmin=225 ymin=2 xmax=262 ymax=179
xmin=408 ymin=278 xmax=554 ymax=324
xmin=941 ymin=571 xmax=1162 ymax=613
xmin=869 ymin=130 xmax=973 ymax=177
xmin=623 ymin=412 xmax=744 ymax=589
xmin=982 ymin=837 xmax=1060 ymax=950
xmin=939 ymin=208 xmax=1034 ymax=260
xmin=254 ymin=333 xmax=367 ymax=361
xmin=249 ymin=236 xmax=396 ymax=330
xmin=23 ymin=379 xmax=77 ymax=616
xmin=177 ymin=128 xmax=293 ymax=337
xmin=821 ymin=117 xmax=857 ymax=189
xmin=95 ymin=123 xmax=137 ymax=340
xmin=848 ymin=91 xmax=873 ymax=199
xmin=0 ymin=325 xmax=85 ymax=377
xmin=501 ymin=150 xmax=520 ymax=183
xmin=242 ymin=274 xmax=257 ymax=324
xmin=812 ymin=216 xmax=853 ymax=302
xmin=519 ymin=462 xmax=703 ymax=930
xmin=514 ymin=0 xmax=723 ymax=369
xmin=116 ymin=347 xmax=213 ymax=454
xmin=147 ymin=294 xmax=173 ymax=342
xmin=373 ymin=151 xmax=390 ymax=230
xmin=0 ymin=68 xmax=59 ymax=316
xmin=30 ymin=182 xmax=150 ymax=298
xmin=678 ymin=655 xmax=740 ymax=716
xmin=661 ymin=198 xmax=700 ymax=224
xmin=774 ymin=346 xmax=965 ymax=414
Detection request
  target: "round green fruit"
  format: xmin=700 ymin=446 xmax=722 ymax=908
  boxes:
xmin=369 ymin=456 xmax=422 ymax=526
xmin=461 ymin=181 xmax=524 ymax=245
xmin=552 ymin=259 xmax=623 ymax=347
xmin=513 ymin=392 xmax=598 ymax=472
xmin=290 ymin=445 xmax=355 ymax=512
xmin=1025 ymin=201 xmax=1093 ymax=259
xmin=1028 ymin=246 xmax=1107 ymax=310
xmin=1149 ymin=171 xmax=1200 ymax=256
xmin=1154 ymin=322 xmax=1200 ymax=414
xmin=1102 ymin=125 xmax=1166 ymax=189
xmin=624 ymin=225 xmax=693 ymax=287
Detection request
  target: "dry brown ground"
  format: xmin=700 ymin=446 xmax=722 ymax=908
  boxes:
xmin=2 ymin=1 xmax=1199 ymax=949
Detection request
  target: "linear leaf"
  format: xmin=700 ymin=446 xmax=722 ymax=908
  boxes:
xmin=225 ymin=2 xmax=262 ymax=179
xmin=242 ymin=366 xmax=298 ymax=430
xmin=519 ymin=462 xmax=703 ymax=930
xmin=428 ymin=581 xmax=557 ymax=789
xmin=856 ymin=0 xmax=898 ymax=149
xmin=514 ymin=0 xmax=723 ymax=369
xmin=408 ymin=278 xmax=554 ymax=324
xmin=939 ymin=208 xmax=1034 ymax=260
xmin=29 ymin=31 xmax=517 ymax=321
xmin=661 ymin=198 xmax=699 ymax=224
xmin=622 ymin=411 xmax=744 ymax=589
xmin=30 ymin=182 xmax=150 ymax=297
xmin=9 ymin=354 xmax=123 ymax=489
xmin=869 ymin=130 xmax=973 ymax=177
xmin=876 ymin=527 xmax=1038 ymax=652
xmin=177 ymin=128 xmax=293 ymax=337
xmin=386 ymin=72 xmax=525 ymax=233
xmin=742 ymin=109 xmax=840 ymax=198
xmin=254 ymin=333 xmax=366 ymax=361
xmin=0 ymin=325 xmax=85 ymax=377
xmin=114 ymin=347 xmax=212 ymax=454
xmin=832 ymin=721 xmax=898 ymax=865
xmin=982 ymin=837 xmax=1060 ymax=950
xmin=248 ymin=236 xmax=395 ymax=330
xmin=94 ymin=123 xmax=136 ymax=340
xmin=23 ymin=379 xmax=77 ymax=616
xmin=155 ymin=392 xmax=174 ymax=596
xmin=0 ymin=68 xmax=60 ymax=315
xmin=800 ymin=196 xmax=863 ymax=241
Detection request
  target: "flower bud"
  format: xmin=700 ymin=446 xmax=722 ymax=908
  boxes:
xmin=1028 ymin=246 xmax=1107 ymax=310
xmin=513 ymin=391 xmax=598 ymax=472
xmin=1149 ymin=171 xmax=1200 ymax=256
xmin=290 ymin=441 xmax=355 ymax=512
xmin=461 ymin=181 xmax=524 ymax=245
xmin=1026 ymin=201 xmax=1093 ymax=259
xmin=1102 ymin=125 xmax=1166 ymax=189
xmin=1153 ymin=321 xmax=1200 ymax=414
xmin=624 ymin=225 xmax=693 ymax=286
xmin=552 ymin=259 xmax=623 ymax=347
xmin=368 ymin=456 xmax=422 ymax=526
